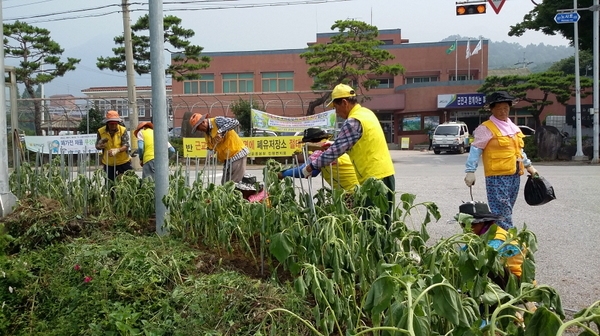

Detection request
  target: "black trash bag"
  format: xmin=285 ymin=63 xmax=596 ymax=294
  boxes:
xmin=524 ymin=175 xmax=556 ymax=206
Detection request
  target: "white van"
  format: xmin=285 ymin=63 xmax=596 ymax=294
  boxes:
xmin=432 ymin=122 xmax=470 ymax=154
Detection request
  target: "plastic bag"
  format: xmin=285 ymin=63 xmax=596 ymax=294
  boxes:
xmin=524 ymin=175 xmax=556 ymax=206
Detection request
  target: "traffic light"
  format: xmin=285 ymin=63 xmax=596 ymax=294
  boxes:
xmin=456 ymin=3 xmax=486 ymax=15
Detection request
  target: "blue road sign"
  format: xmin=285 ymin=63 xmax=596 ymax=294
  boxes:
xmin=554 ymin=12 xmax=580 ymax=24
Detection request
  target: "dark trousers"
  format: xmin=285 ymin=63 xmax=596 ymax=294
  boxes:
xmin=363 ymin=175 xmax=396 ymax=229
xmin=428 ymin=139 xmax=433 ymax=150
xmin=103 ymin=161 xmax=134 ymax=182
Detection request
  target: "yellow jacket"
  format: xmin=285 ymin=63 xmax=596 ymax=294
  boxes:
xmin=206 ymin=118 xmax=245 ymax=162
xmin=98 ymin=124 xmax=130 ymax=166
xmin=481 ymin=120 xmax=524 ymax=177
xmin=320 ymin=153 xmax=359 ymax=192
xmin=140 ymin=128 xmax=155 ymax=164
xmin=346 ymin=105 xmax=395 ymax=184
xmin=491 ymin=226 xmax=525 ymax=278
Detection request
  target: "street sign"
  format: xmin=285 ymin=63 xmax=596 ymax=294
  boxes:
xmin=488 ymin=0 xmax=506 ymax=14
xmin=554 ymin=12 xmax=580 ymax=24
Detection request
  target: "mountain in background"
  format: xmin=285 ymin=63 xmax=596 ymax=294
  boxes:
xmin=442 ymin=35 xmax=574 ymax=73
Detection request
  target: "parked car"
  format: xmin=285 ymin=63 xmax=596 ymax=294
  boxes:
xmin=168 ymin=127 xmax=182 ymax=138
xmin=518 ymin=125 xmax=535 ymax=136
xmin=431 ymin=122 xmax=471 ymax=154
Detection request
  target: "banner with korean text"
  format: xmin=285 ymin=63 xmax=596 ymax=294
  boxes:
xmin=251 ymin=109 xmax=337 ymax=132
xmin=183 ymin=136 xmax=303 ymax=158
xmin=24 ymin=135 xmax=100 ymax=154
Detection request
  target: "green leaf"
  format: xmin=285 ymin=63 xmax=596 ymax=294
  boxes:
xmin=430 ymin=274 xmax=465 ymax=326
xmin=524 ymin=306 xmax=562 ymax=336
xmin=481 ymin=282 xmax=511 ymax=305
xmin=268 ymin=232 xmax=293 ymax=263
xmin=364 ymin=276 xmax=395 ymax=316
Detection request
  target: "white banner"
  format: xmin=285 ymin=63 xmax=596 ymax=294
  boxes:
xmin=251 ymin=109 xmax=337 ymax=132
xmin=24 ymin=134 xmax=101 ymax=154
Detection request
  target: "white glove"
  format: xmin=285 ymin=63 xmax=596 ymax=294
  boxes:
xmin=301 ymin=165 xmax=312 ymax=179
xmin=108 ymin=148 xmax=120 ymax=157
xmin=526 ymin=166 xmax=538 ymax=177
xmin=464 ymin=172 xmax=476 ymax=187
xmin=213 ymin=133 xmax=223 ymax=143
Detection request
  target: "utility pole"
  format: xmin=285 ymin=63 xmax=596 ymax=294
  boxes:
xmin=573 ymin=0 xmax=586 ymax=160
xmin=0 ymin=0 xmax=18 ymax=216
xmin=122 ymin=0 xmax=140 ymax=168
xmin=149 ymin=0 xmax=168 ymax=235
xmin=593 ymin=0 xmax=599 ymax=163
xmin=556 ymin=3 xmax=599 ymax=162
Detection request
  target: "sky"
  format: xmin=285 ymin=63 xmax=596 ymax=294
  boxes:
xmin=3 ymin=0 xmax=572 ymax=97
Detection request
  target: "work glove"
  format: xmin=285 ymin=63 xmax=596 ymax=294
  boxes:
xmin=526 ymin=166 xmax=539 ymax=177
xmin=301 ymin=165 xmax=312 ymax=179
xmin=464 ymin=172 xmax=476 ymax=187
xmin=108 ymin=148 xmax=120 ymax=157
xmin=213 ymin=133 xmax=223 ymax=143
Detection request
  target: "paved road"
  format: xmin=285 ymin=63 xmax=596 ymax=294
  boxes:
xmin=242 ymin=150 xmax=600 ymax=312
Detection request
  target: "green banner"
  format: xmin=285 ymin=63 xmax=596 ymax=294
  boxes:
xmin=251 ymin=109 xmax=337 ymax=132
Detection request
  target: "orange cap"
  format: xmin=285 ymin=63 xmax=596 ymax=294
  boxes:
xmin=103 ymin=110 xmax=123 ymax=123
xmin=134 ymin=121 xmax=154 ymax=138
xmin=189 ymin=113 xmax=207 ymax=133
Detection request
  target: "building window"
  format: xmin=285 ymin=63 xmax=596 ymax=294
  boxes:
xmin=262 ymin=72 xmax=294 ymax=92
xmin=183 ymin=74 xmax=215 ymax=94
xmin=97 ymin=100 xmax=129 ymax=118
xmin=449 ymin=74 xmax=475 ymax=81
xmin=381 ymin=39 xmax=394 ymax=45
xmin=223 ymin=73 xmax=254 ymax=93
xmin=375 ymin=78 xmax=394 ymax=89
xmin=405 ymin=76 xmax=439 ymax=84
xmin=137 ymin=99 xmax=146 ymax=117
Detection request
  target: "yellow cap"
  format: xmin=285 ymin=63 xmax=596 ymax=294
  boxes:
xmin=327 ymin=84 xmax=356 ymax=107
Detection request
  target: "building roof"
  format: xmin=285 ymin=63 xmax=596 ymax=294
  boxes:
xmin=40 ymin=114 xmax=82 ymax=129
xmin=488 ymin=68 xmax=532 ymax=77
xmin=81 ymin=85 xmax=172 ymax=93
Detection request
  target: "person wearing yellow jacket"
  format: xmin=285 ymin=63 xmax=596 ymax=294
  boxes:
xmin=463 ymin=91 xmax=539 ymax=229
xmin=278 ymin=127 xmax=359 ymax=193
xmin=189 ymin=113 xmax=249 ymax=184
xmin=95 ymin=110 xmax=132 ymax=182
xmin=134 ymin=121 xmax=176 ymax=180
xmin=456 ymin=201 xmax=529 ymax=288
xmin=301 ymin=84 xmax=396 ymax=228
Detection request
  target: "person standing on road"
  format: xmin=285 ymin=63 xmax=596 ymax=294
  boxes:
xmin=463 ymin=91 xmax=539 ymax=229
xmin=427 ymin=128 xmax=434 ymax=151
xmin=95 ymin=110 xmax=133 ymax=182
xmin=300 ymin=84 xmax=396 ymax=228
xmin=189 ymin=113 xmax=249 ymax=184
xmin=134 ymin=121 xmax=176 ymax=180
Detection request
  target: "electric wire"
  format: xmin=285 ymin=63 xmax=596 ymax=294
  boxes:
xmin=5 ymin=0 xmax=352 ymax=24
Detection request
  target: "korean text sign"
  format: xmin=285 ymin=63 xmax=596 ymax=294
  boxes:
xmin=183 ymin=136 xmax=303 ymax=158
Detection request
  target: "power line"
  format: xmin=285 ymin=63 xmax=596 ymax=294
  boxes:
xmin=5 ymin=0 xmax=352 ymax=23
xmin=5 ymin=0 xmax=55 ymax=10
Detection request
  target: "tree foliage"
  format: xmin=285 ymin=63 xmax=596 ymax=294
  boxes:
xmin=547 ymin=49 xmax=593 ymax=76
xmin=78 ymin=108 xmax=105 ymax=134
xmin=508 ymin=0 xmax=595 ymax=52
xmin=97 ymin=14 xmax=210 ymax=81
xmin=300 ymin=20 xmax=405 ymax=115
xmin=230 ymin=99 xmax=263 ymax=136
xmin=478 ymin=72 xmax=593 ymax=128
xmin=4 ymin=21 xmax=80 ymax=135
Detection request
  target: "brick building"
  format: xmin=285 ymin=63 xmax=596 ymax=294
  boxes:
xmin=165 ymin=28 xmax=592 ymax=148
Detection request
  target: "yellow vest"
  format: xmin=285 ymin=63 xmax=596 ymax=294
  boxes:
xmin=98 ymin=124 xmax=130 ymax=166
xmin=206 ymin=118 xmax=245 ymax=162
xmin=346 ymin=104 xmax=395 ymax=184
xmin=481 ymin=120 xmax=524 ymax=177
xmin=320 ymin=153 xmax=359 ymax=192
xmin=493 ymin=226 xmax=524 ymax=278
xmin=140 ymin=128 xmax=155 ymax=164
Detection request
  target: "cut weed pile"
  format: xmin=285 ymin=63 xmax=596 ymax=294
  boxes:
xmin=0 ymin=200 xmax=312 ymax=335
